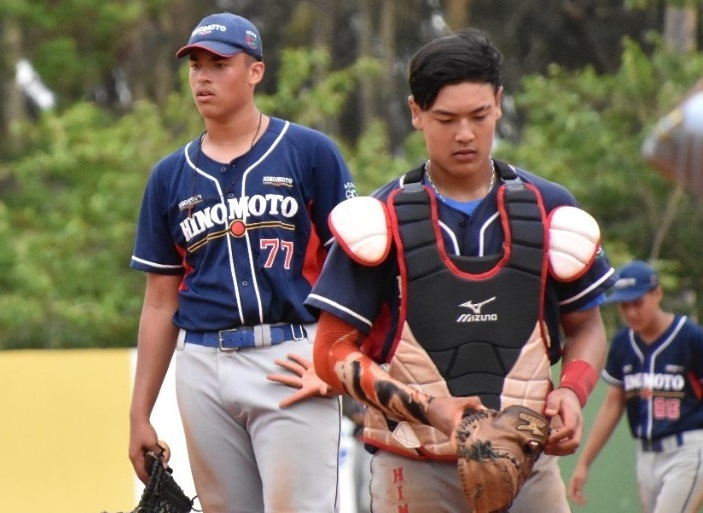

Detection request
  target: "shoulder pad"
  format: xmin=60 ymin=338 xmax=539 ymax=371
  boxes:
xmin=329 ymin=196 xmax=392 ymax=266
xmin=548 ymin=206 xmax=601 ymax=281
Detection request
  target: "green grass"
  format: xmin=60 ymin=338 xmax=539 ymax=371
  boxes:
xmin=559 ymin=380 xmax=640 ymax=513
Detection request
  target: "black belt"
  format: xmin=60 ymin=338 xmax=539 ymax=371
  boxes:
xmin=185 ymin=324 xmax=307 ymax=351
xmin=640 ymin=432 xmax=684 ymax=453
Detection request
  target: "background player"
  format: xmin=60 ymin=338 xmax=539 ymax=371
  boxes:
xmin=568 ymin=260 xmax=703 ymax=513
xmin=307 ymin=28 xmax=615 ymax=513
xmin=128 ymin=12 xmax=356 ymax=513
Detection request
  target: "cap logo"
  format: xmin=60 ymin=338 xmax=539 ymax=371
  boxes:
xmin=245 ymin=30 xmax=259 ymax=50
xmin=192 ymin=23 xmax=227 ymax=37
xmin=614 ymin=277 xmax=637 ymax=289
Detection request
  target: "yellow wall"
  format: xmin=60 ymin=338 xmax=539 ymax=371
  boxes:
xmin=0 ymin=349 xmax=135 ymax=513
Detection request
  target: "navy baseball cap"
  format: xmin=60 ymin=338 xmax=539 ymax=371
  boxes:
xmin=176 ymin=13 xmax=263 ymax=61
xmin=605 ymin=260 xmax=660 ymax=303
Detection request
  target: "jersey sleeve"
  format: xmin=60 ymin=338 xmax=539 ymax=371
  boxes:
xmin=307 ymin=133 xmax=357 ymax=247
xmin=306 ymin=241 xmax=397 ymax=333
xmin=130 ymin=158 xmax=184 ymax=275
xmin=686 ymin=320 xmax=703 ymax=374
xmin=552 ymin=248 xmax=616 ymax=313
xmin=602 ymin=328 xmax=628 ymax=386
xmin=527 ymin=173 xmax=617 ymax=313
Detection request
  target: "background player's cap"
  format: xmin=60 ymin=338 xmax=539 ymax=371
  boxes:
xmin=605 ymin=260 xmax=660 ymax=303
xmin=176 ymin=13 xmax=263 ymax=61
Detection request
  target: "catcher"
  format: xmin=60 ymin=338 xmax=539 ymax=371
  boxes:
xmin=305 ymin=27 xmax=615 ymax=513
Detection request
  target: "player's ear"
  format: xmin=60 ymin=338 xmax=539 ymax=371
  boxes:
xmin=408 ymin=96 xmax=423 ymax=130
xmin=249 ymin=59 xmax=265 ymax=85
xmin=495 ymin=85 xmax=503 ymax=120
xmin=652 ymin=286 xmax=664 ymax=303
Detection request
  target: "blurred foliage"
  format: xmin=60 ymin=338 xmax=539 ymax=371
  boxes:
xmin=0 ymin=48 xmax=416 ymax=348
xmin=1 ymin=101 xmax=170 ymax=347
xmin=4 ymin=20 xmax=703 ymax=347
xmin=0 ymin=0 xmax=156 ymax=105
xmin=496 ymin=33 xmax=703 ymax=325
xmin=626 ymin=0 xmax=703 ymax=8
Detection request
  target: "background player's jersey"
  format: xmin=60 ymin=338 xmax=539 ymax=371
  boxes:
xmin=603 ymin=315 xmax=703 ymax=440
xmin=131 ymin=117 xmax=356 ymax=331
xmin=306 ymin=164 xmax=615 ymax=364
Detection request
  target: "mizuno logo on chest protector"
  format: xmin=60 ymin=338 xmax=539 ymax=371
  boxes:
xmin=457 ymin=297 xmax=498 ymax=322
xmin=389 ymin=161 xmax=548 ymax=404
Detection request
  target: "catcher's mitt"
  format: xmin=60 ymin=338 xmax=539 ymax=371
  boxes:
xmin=104 ymin=444 xmax=196 ymax=513
xmin=452 ymin=405 xmax=550 ymax=513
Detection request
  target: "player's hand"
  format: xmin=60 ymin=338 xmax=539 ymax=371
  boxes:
xmin=129 ymin=420 xmax=162 ymax=484
xmin=426 ymin=395 xmax=485 ymax=437
xmin=267 ymin=353 xmax=335 ymax=408
xmin=543 ymin=387 xmax=583 ymax=455
xmin=567 ymin=461 xmax=590 ymax=506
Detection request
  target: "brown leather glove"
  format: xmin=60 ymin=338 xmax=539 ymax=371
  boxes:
xmin=452 ymin=405 xmax=550 ymax=513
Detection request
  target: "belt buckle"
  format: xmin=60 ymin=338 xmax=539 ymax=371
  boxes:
xmin=218 ymin=328 xmax=240 ymax=352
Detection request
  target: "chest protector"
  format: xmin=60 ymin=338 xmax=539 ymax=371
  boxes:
xmin=364 ymin=162 xmax=552 ymax=459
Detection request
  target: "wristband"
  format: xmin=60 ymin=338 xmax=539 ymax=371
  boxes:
xmin=559 ymin=360 xmax=598 ymax=408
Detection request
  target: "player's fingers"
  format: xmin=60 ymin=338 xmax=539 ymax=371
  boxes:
xmin=133 ymin=453 xmax=150 ymax=484
xmin=272 ymin=358 xmax=305 ymax=376
xmin=567 ymin=473 xmax=583 ymax=500
xmin=318 ymin=381 xmax=334 ymax=397
xmin=284 ymin=353 xmax=313 ymax=369
xmin=266 ymin=372 xmax=303 ymax=388
xmin=570 ymin=489 xmax=587 ymax=504
xmin=279 ymin=389 xmax=308 ymax=408
xmin=545 ymin=420 xmax=577 ymax=454
xmin=569 ymin=488 xmax=587 ymax=506
xmin=156 ymin=439 xmax=171 ymax=465
xmin=548 ymin=422 xmax=572 ymax=442
xmin=456 ymin=396 xmax=486 ymax=418
xmin=543 ymin=397 xmax=562 ymax=418
xmin=129 ymin=426 xmax=159 ymax=483
xmin=550 ymin=413 xmax=582 ymax=448
xmin=545 ymin=434 xmax=580 ymax=455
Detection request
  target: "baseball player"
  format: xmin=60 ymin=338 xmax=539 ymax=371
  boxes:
xmin=306 ymin=28 xmax=616 ymax=513
xmin=568 ymin=260 xmax=703 ymax=513
xmin=128 ymin=12 xmax=356 ymax=513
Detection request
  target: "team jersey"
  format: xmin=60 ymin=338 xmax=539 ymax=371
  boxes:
xmin=131 ymin=117 xmax=356 ymax=331
xmin=603 ymin=315 xmax=703 ymax=441
xmin=306 ymin=163 xmax=616 ymax=364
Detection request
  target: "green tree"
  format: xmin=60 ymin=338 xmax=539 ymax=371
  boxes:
xmin=495 ymin=34 xmax=703 ymax=321
xmin=1 ymin=101 xmax=171 ymax=348
xmin=0 ymin=49 xmax=389 ymax=348
xmin=5 ymin=8 xmax=703 ymax=348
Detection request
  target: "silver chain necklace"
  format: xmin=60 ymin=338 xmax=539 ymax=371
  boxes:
xmin=425 ymin=158 xmax=496 ymax=201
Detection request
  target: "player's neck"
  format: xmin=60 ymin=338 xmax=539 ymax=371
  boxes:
xmin=202 ymin=110 xmax=267 ymax=162
xmin=638 ymin=311 xmax=675 ymax=344
xmin=425 ymin=159 xmax=496 ymax=202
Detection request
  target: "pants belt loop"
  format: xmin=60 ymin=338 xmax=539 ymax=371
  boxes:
xmin=177 ymin=329 xmax=187 ymax=350
xmin=292 ymin=324 xmax=305 ymax=340
xmin=252 ymin=325 xmax=267 ymax=348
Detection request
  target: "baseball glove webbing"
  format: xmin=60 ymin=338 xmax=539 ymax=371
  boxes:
xmin=102 ymin=449 xmax=197 ymax=513
xmin=452 ymin=405 xmax=550 ymax=513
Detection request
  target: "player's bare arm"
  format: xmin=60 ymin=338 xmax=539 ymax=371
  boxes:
xmin=129 ymin=272 xmax=181 ymax=484
xmin=567 ymin=384 xmax=626 ymax=505
xmin=314 ymin=311 xmax=482 ymax=434
xmin=544 ymin=305 xmax=607 ymax=455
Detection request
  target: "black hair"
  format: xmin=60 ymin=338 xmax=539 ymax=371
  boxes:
xmin=408 ymin=28 xmax=503 ymax=110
